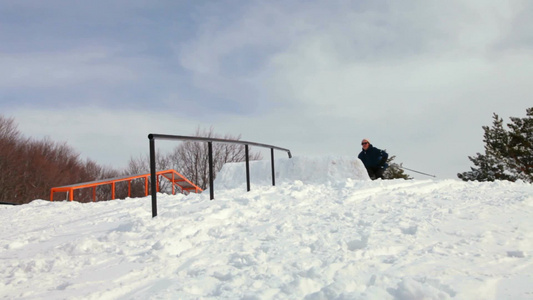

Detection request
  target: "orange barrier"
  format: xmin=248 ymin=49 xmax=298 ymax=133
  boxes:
xmin=50 ymin=169 xmax=202 ymax=202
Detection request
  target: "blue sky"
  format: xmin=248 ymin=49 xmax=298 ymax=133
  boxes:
xmin=1 ymin=0 xmax=532 ymax=179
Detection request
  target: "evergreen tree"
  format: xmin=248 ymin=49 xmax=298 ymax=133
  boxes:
xmin=507 ymin=107 xmax=533 ymax=182
xmin=458 ymin=107 xmax=532 ymax=182
xmin=384 ymin=155 xmax=413 ymax=180
xmin=457 ymin=152 xmax=515 ymax=182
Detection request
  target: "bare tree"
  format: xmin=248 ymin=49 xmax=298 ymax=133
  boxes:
xmin=170 ymin=127 xmax=262 ymax=190
xmin=0 ymin=115 xmax=121 ymax=204
xmin=0 ymin=116 xmax=24 ymax=203
xmin=124 ymin=127 xmax=262 ymax=191
xmin=124 ymin=150 xmax=177 ymax=197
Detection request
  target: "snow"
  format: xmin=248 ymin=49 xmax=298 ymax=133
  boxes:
xmin=215 ymin=156 xmax=370 ymax=189
xmin=1 ymin=156 xmax=532 ymax=299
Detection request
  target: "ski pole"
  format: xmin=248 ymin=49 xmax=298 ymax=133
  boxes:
xmin=400 ymin=165 xmax=436 ymax=178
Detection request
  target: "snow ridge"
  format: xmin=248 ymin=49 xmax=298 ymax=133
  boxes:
xmin=215 ymin=155 xmax=370 ymax=189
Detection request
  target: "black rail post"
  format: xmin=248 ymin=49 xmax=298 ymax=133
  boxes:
xmin=208 ymin=141 xmax=214 ymax=200
xmin=149 ymin=135 xmax=157 ymax=217
xmin=147 ymin=133 xmax=291 ymax=213
xmin=245 ymin=144 xmax=250 ymax=191
xmin=271 ymin=148 xmax=275 ymax=186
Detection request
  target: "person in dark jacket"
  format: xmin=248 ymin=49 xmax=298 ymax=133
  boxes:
xmin=358 ymin=138 xmax=389 ymax=180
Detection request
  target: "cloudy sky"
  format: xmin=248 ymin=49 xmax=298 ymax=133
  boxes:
xmin=1 ymin=0 xmax=532 ymax=179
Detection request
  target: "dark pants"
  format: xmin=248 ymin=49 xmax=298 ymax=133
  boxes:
xmin=366 ymin=167 xmax=385 ymax=180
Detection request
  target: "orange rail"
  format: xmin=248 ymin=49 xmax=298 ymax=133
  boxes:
xmin=50 ymin=169 xmax=202 ymax=202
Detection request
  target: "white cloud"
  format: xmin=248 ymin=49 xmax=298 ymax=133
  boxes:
xmin=2 ymin=0 xmax=532 ymax=179
xmin=171 ymin=0 xmax=533 ymax=178
xmin=9 ymin=107 xmax=202 ymax=169
xmin=0 ymin=46 xmax=140 ymax=88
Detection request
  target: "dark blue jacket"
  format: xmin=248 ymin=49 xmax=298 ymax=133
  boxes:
xmin=358 ymin=144 xmax=388 ymax=169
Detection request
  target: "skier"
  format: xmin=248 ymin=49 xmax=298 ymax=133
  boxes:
xmin=358 ymin=138 xmax=389 ymax=180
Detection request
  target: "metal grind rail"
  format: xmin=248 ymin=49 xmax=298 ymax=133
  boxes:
xmin=148 ymin=134 xmax=292 ymax=218
xmin=50 ymin=169 xmax=202 ymax=202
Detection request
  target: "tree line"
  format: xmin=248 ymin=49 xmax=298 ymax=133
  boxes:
xmin=0 ymin=115 xmax=119 ymax=204
xmin=0 ymin=117 xmax=263 ymax=204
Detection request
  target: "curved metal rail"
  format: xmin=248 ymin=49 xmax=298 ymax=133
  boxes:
xmin=148 ymin=134 xmax=292 ymax=217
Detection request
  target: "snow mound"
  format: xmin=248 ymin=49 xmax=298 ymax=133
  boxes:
xmin=215 ymin=155 xmax=369 ymax=189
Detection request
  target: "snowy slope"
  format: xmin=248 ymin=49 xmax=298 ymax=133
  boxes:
xmin=1 ymin=156 xmax=532 ymax=300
